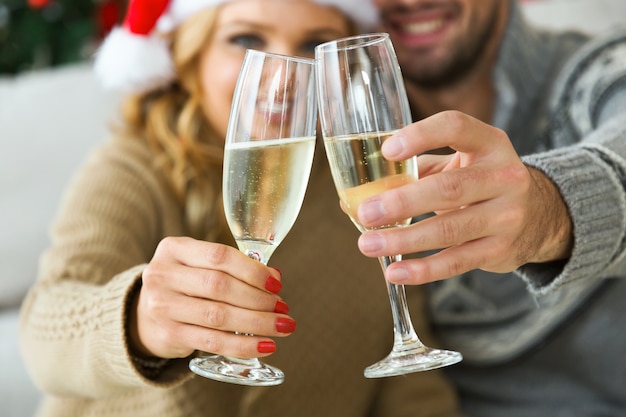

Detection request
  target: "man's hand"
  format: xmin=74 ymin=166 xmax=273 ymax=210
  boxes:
xmin=356 ymin=111 xmax=573 ymax=285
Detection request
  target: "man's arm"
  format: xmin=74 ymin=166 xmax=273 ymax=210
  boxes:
xmin=357 ymin=29 xmax=626 ymax=293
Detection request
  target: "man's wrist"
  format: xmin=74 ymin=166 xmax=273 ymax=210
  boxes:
xmin=527 ymin=167 xmax=574 ymax=263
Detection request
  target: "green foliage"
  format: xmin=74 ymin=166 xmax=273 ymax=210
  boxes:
xmin=0 ymin=0 xmax=97 ymax=74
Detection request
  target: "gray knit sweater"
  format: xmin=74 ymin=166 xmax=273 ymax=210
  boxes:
xmin=427 ymin=2 xmax=626 ymax=416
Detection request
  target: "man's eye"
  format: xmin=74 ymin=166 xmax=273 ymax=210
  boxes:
xmin=229 ymin=34 xmax=264 ymax=49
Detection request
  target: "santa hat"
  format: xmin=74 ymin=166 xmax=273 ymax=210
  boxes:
xmin=94 ymin=0 xmax=378 ymax=93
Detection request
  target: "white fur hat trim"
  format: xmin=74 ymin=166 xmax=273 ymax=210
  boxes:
xmin=94 ymin=27 xmax=175 ymax=93
xmin=94 ymin=0 xmax=378 ymax=93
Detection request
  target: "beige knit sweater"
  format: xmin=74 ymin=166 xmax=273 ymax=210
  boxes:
xmin=19 ymin=135 xmax=462 ymax=417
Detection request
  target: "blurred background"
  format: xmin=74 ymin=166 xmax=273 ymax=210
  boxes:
xmin=0 ymin=0 xmax=125 ymax=74
xmin=2 ymin=0 xmax=625 ymax=75
xmin=0 ymin=1 xmax=624 ymax=417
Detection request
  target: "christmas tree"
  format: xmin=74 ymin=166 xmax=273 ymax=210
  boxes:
xmin=0 ymin=0 xmax=123 ymax=74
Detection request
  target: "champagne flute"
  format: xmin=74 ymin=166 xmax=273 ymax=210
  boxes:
xmin=189 ymin=49 xmax=317 ymax=386
xmin=315 ymin=33 xmax=462 ymax=378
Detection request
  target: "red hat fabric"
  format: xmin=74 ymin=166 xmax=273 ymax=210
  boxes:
xmin=124 ymin=0 xmax=171 ymax=35
xmin=94 ymin=0 xmax=378 ymax=93
xmin=27 ymin=0 xmax=51 ymax=9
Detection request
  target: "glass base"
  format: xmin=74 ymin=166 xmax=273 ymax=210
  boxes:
xmin=189 ymin=355 xmax=284 ymax=386
xmin=364 ymin=345 xmax=463 ymax=378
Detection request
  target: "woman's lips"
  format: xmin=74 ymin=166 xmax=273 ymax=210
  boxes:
xmin=258 ymin=100 xmax=292 ymax=125
xmin=261 ymin=101 xmax=289 ymax=114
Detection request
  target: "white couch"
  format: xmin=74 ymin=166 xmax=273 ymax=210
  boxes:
xmin=0 ymin=63 xmax=120 ymax=417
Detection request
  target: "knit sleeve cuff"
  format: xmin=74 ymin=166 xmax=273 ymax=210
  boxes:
xmin=95 ymin=264 xmax=193 ymax=391
xmin=519 ymin=145 xmax=626 ymax=294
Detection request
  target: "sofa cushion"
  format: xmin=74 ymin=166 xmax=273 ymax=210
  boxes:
xmin=0 ymin=63 xmax=120 ymax=308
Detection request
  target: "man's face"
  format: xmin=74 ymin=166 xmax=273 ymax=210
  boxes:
xmin=374 ymin=0 xmax=507 ymax=88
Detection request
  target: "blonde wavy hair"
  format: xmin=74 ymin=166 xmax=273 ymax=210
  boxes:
xmin=118 ymin=7 xmax=225 ymax=239
xmin=117 ymin=5 xmax=358 ymax=238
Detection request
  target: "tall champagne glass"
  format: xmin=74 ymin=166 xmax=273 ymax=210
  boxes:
xmin=189 ymin=50 xmax=317 ymax=386
xmin=315 ymin=33 xmax=462 ymax=378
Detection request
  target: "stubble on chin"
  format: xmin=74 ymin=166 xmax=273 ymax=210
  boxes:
xmin=393 ymin=5 xmax=502 ymax=90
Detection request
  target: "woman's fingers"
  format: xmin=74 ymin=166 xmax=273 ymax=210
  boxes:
xmin=134 ymin=237 xmax=295 ymax=359
xmin=156 ymin=292 xmax=294 ymax=337
xmin=183 ymin=324 xmax=280 ymax=358
xmin=143 ymin=259 xmax=283 ymax=314
xmin=135 ymin=279 xmax=295 ymax=359
xmin=151 ymin=236 xmax=282 ymax=293
xmin=140 ymin=291 xmax=294 ymax=358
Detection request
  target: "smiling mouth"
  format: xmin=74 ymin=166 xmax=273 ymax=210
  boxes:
xmin=401 ymin=18 xmax=445 ymax=35
xmin=263 ymin=102 xmax=288 ymax=114
xmin=257 ymin=101 xmax=293 ymax=126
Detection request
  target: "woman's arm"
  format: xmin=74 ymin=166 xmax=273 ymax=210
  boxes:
xmin=19 ymin=137 xmax=292 ymax=398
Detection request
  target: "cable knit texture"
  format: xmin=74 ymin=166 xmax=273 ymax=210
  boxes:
xmin=427 ymin=2 xmax=626 ymax=416
xmin=428 ymin=0 xmax=626 ymax=365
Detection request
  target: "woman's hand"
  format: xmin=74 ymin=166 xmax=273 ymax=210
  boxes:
xmin=356 ymin=111 xmax=573 ymax=285
xmin=129 ymin=236 xmax=293 ymax=360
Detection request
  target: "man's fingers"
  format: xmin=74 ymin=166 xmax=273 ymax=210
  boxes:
xmin=382 ymin=111 xmax=505 ymax=161
xmin=357 ymin=164 xmax=504 ymax=228
xmin=358 ymin=193 xmax=526 ymax=256
xmin=358 ymin=203 xmax=495 ymax=256
xmin=381 ymin=237 xmax=514 ymax=285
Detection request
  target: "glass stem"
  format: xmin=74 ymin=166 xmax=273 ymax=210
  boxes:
xmin=245 ymin=249 xmax=268 ymax=265
xmin=378 ymin=255 xmax=425 ymax=351
xmin=236 ymin=250 xmax=269 ymax=337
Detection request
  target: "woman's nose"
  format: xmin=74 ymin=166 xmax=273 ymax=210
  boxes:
xmin=266 ymin=42 xmax=299 ymax=58
xmin=262 ymin=61 xmax=294 ymax=93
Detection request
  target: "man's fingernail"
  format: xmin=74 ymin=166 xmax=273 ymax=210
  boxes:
xmin=359 ymin=199 xmax=386 ymax=223
xmin=387 ymin=267 xmax=409 ymax=283
xmin=382 ymin=135 xmax=406 ymax=158
xmin=359 ymin=232 xmax=386 ymax=252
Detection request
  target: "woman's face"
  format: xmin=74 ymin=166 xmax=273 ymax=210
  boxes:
xmin=199 ymin=0 xmax=352 ymax=139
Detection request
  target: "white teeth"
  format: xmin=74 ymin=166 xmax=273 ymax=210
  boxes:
xmin=261 ymin=102 xmax=287 ymax=114
xmin=403 ymin=19 xmax=444 ymax=35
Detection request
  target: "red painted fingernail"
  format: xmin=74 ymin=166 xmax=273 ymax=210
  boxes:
xmin=257 ymin=341 xmax=276 ymax=353
xmin=265 ymin=276 xmax=282 ymax=294
xmin=276 ymin=317 xmax=297 ymax=333
xmin=271 ymin=267 xmax=282 ymax=279
xmin=274 ymin=300 xmax=289 ymax=314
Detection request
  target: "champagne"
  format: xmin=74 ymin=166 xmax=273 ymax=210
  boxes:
xmin=223 ymin=136 xmax=316 ymax=262
xmin=323 ymin=131 xmax=417 ymax=232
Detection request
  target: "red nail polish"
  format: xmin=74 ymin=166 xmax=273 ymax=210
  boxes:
xmin=276 ymin=317 xmax=297 ymax=333
xmin=257 ymin=341 xmax=276 ymax=354
xmin=271 ymin=267 xmax=282 ymax=279
xmin=265 ymin=276 xmax=282 ymax=294
xmin=274 ymin=300 xmax=289 ymax=315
